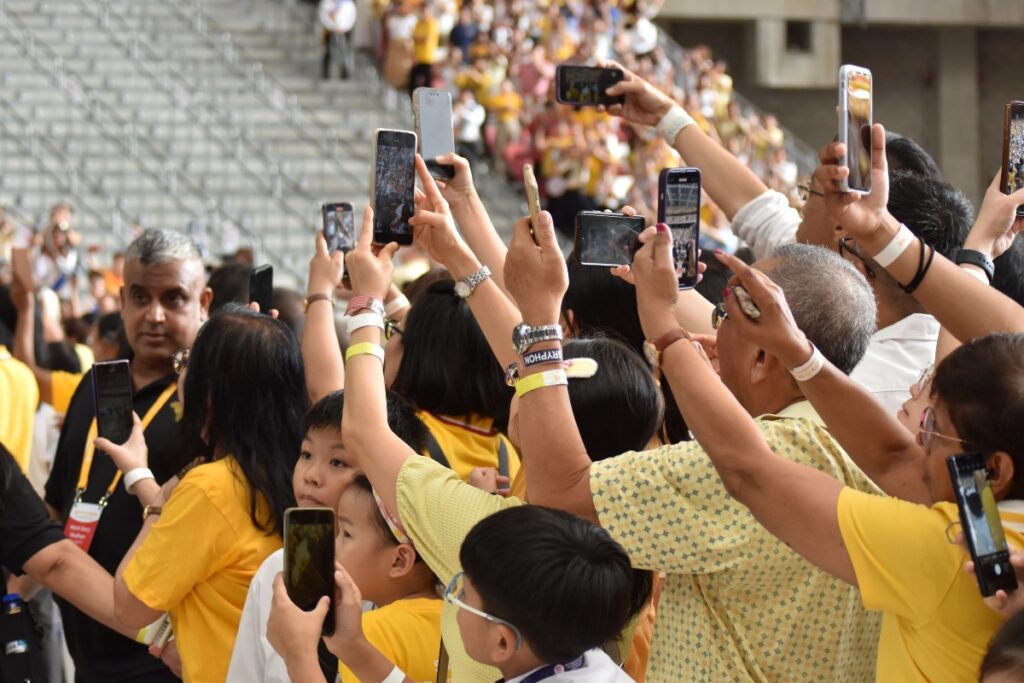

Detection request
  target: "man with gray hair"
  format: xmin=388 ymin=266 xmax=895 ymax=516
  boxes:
xmin=511 ymin=238 xmax=886 ymax=681
xmin=45 ymin=229 xmax=211 ymax=683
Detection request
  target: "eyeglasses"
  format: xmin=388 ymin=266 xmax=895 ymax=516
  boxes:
xmin=797 ymin=184 xmax=825 ymax=202
xmin=910 ymin=364 xmax=934 ymax=401
xmin=917 ymin=405 xmax=966 ymax=450
xmin=712 ymin=302 xmax=729 ymax=330
xmin=837 ymin=237 xmax=877 ymax=278
xmin=444 ymin=572 xmax=523 ymax=650
xmin=172 ymin=348 xmax=190 ymax=375
xmin=384 ymin=318 xmax=404 ymax=340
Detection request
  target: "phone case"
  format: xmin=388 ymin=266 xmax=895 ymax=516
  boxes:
xmin=838 ymin=65 xmax=872 ymax=194
xmin=1001 ymin=101 xmax=1024 ymax=216
xmin=370 ymin=129 xmax=417 ymax=246
xmin=733 ymin=286 xmax=762 ymax=319
xmin=523 ymin=164 xmax=541 ymax=225
xmin=573 ymin=211 xmax=645 ymax=267
xmin=657 ymin=168 xmax=701 ymax=290
xmin=413 ymin=89 xmax=456 ymax=180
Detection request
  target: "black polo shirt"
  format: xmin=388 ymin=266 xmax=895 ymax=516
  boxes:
xmin=45 ymin=367 xmax=181 ymax=683
xmin=1 ymin=444 xmax=64 ymax=580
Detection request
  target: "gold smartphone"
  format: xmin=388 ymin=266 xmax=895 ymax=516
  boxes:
xmin=523 ymin=164 xmax=541 ymax=236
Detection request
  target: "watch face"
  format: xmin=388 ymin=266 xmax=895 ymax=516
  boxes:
xmin=455 ymin=280 xmax=471 ymax=298
xmin=512 ymin=323 xmax=529 ymax=353
xmin=643 ymin=340 xmax=658 ymax=367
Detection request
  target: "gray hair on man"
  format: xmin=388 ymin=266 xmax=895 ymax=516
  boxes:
xmin=124 ymin=229 xmax=201 ymax=266
xmin=767 ymin=243 xmax=877 ymax=375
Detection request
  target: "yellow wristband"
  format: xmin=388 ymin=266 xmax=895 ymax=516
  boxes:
xmin=515 ymin=369 xmax=568 ymax=398
xmin=345 ymin=342 xmax=385 ymax=363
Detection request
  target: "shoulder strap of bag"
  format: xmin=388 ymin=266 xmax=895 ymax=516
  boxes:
xmin=423 ymin=430 xmax=451 ymax=469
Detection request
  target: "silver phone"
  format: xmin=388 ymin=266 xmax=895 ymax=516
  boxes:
xmin=838 ymin=65 xmax=873 ymax=194
xmin=413 ymin=88 xmax=456 ymax=180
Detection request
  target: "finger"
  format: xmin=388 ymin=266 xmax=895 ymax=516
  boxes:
xmin=315 ymin=231 xmax=330 ymax=257
xmin=818 ymin=141 xmax=845 ymax=165
xmin=379 ymin=242 xmax=400 ymax=262
xmin=870 ymin=123 xmax=888 ymax=175
xmin=409 ymin=209 xmax=449 ymax=228
xmin=436 ymin=152 xmax=469 ymax=171
xmin=715 ymin=250 xmax=777 ymax=305
xmin=272 ymin=572 xmax=286 ymax=597
xmin=334 ymin=565 xmax=363 ymax=604
xmin=270 ymin=309 xmax=280 ymax=319
xmin=415 ymin=155 xmax=446 ymax=205
xmin=93 ymin=436 xmax=114 ymax=452
xmin=987 ymin=169 xmax=1002 ymax=192
xmin=496 ymin=475 xmax=510 ymax=486
xmin=312 ymin=595 xmax=331 ymax=617
xmin=621 ymin=205 xmax=637 ymax=217
xmin=610 ymin=264 xmax=635 ymax=285
xmin=248 ymin=301 xmax=261 ymax=313
xmin=1008 ymin=185 xmax=1024 ymax=207
xmin=532 ymin=210 xmax=558 ymax=253
xmin=509 ymin=215 xmax=532 ymax=253
xmin=358 ymin=206 xmax=373 ymax=247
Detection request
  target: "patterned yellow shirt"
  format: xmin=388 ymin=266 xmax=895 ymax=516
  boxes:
xmin=590 ymin=401 xmax=884 ymax=682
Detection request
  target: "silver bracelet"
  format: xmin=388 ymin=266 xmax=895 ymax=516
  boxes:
xmin=789 ymin=344 xmax=826 ymax=382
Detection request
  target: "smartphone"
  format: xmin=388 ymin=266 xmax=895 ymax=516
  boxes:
xmin=1001 ymin=101 xmax=1024 ymax=217
xmin=371 ymin=129 xmax=417 ymax=246
xmin=249 ymin=264 xmax=273 ymax=314
xmin=413 ymin=88 xmax=456 ymax=180
xmin=947 ymin=452 xmax=1018 ymax=598
xmin=91 ymin=360 xmax=133 ymax=446
xmin=321 ymin=202 xmax=355 ymax=256
xmin=523 ymin=163 xmax=541 ymax=226
xmin=554 ymin=65 xmax=625 ymax=107
xmin=284 ymin=507 xmax=336 ymax=636
xmin=838 ymin=65 xmax=873 ymax=194
xmin=574 ymin=212 xmax=645 ymax=267
xmin=658 ymin=167 xmax=701 ymax=290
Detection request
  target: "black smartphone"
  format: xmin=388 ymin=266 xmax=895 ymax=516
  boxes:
xmin=658 ymin=167 xmax=701 ymax=290
xmin=413 ymin=88 xmax=456 ymax=180
xmin=322 ymin=202 xmax=355 ymax=256
xmin=947 ymin=452 xmax=1018 ymax=598
xmin=371 ymin=129 xmax=417 ymax=246
xmin=554 ymin=65 xmax=625 ymax=107
xmin=839 ymin=64 xmax=873 ymax=194
xmin=249 ymin=264 xmax=273 ymax=314
xmin=92 ymin=360 xmax=133 ymax=446
xmin=284 ymin=507 xmax=336 ymax=636
xmin=1001 ymin=101 xmax=1024 ymax=217
xmin=574 ymin=211 xmax=645 ymax=267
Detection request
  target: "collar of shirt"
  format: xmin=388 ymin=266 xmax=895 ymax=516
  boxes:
xmin=759 ymin=400 xmax=825 ymax=428
xmin=870 ymin=313 xmax=939 ymax=344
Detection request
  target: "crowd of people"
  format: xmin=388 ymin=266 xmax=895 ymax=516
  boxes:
xmin=372 ymin=0 xmax=798 ymax=245
xmin=6 ymin=8 xmax=1024 ymax=683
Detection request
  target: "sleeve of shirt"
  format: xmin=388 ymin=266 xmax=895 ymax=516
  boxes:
xmin=1 ymin=448 xmax=65 ymax=575
xmin=836 ymin=487 xmax=960 ymax=623
xmin=395 ymin=456 xmax=521 ymax=585
xmin=729 ymin=189 xmax=800 ymax=261
xmin=590 ymin=442 xmax=757 ymax=573
xmin=123 ymin=476 xmax=238 ymax=611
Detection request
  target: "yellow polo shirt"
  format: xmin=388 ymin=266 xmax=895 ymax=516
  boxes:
xmin=0 ymin=345 xmax=38 ymax=472
xmin=50 ymin=370 xmax=83 ymax=415
xmin=416 ymin=411 xmax=521 ymax=485
xmin=124 ymin=457 xmax=282 ymax=683
xmin=838 ymin=489 xmax=1024 ymax=682
xmin=590 ymin=401 xmax=884 ymax=682
xmin=339 ymin=597 xmax=442 ymax=683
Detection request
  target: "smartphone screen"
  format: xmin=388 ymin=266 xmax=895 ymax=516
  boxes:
xmin=840 ymin=66 xmax=872 ymax=193
xmin=658 ymin=168 xmax=701 ymax=290
xmin=372 ymin=129 xmax=417 ymax=246
xmin=322 ymin=202 xmax=355 ymax=255
xmin=574 ymin=212 xmax=645 ymax=267
xmin=555 ymin=65 xmax=625 ymax=107
xmin=92 ymin=360 xmax=133 ymax=445
xmin=284 ymin=507 xmax=336 ymax=636
xmin=1002 ymin=101 xmax=1024 ymax=216
xmin=249 ymin=264 xmax=273 ymax=314
xmin=414 ymin=88 xmax=456 ymax=180
xmin=947 ymin=453 xmax=1018 ymax=597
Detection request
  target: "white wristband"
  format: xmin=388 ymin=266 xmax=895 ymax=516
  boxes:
xmin=960 ymin=265 xmax=989 ymax=284
xmin=789 ymin=344 xmax=826 ymax=382
xmin=124 ymin=467 xmax=155 ymax=493
xmin=385 ymin=294 xmax=410 ymax=317
xmin=346 ymin=313 xmax=385 ymax=337
xmin=380 ymin=665 xmax=406 ymax=683
xmin=872 ymin=224 xmax=915 ymax=268
xmin=655 ymin=106 xmax=695 ymax=145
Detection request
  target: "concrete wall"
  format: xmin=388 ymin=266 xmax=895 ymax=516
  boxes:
xmin=658 ymin=0 xmax=1024 ymax=26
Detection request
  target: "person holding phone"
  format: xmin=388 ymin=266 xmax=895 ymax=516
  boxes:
xmin=94 ymin=305 xmax=307 ymax=683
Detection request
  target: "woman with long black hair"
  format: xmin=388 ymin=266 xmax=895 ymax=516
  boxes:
xmin=96 ymin=305 xmax=307 ymax=683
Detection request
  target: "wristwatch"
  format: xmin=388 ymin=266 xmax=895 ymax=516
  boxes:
xmin=954 ymin=248 xmax=994 ymax=283
xmin=643 ymin=328 xmax=691 ymax=369
xmin=345 ymin=295 xmax=385 ymax=317
xmin=454 ymin=266 xmax=491 ymax=299
xmin=512 ymin=322 xmax=563 ymax=355
xmin=303 ymin=292 xmax=335 ymax=313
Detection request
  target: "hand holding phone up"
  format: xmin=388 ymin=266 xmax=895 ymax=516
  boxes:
xmin=322 ymin=564 xmax=372 ymax=662
xmin=503 ymin=210 xmax=567 ymax=326
xmin=344 ymin=206 xmax=398 ymax=302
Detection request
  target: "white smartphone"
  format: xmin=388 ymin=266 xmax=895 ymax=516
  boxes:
xmin=413 ymin=88 xmax=456 ymax=180
xmin=838 ymin=65 xmax=873 ymax=194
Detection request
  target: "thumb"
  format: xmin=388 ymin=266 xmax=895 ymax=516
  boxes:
xmin=871 ymin=123 xmax=888 ymax=175
xmin=653 ymin=223 xmax=674 ymax=269
xmin=379 ymin=242 xmax=400 ymax=262
xmin=313 ymin=595 xmax=331 ymax=616
xmin=533 ymin=211 xmax=557 ymax=251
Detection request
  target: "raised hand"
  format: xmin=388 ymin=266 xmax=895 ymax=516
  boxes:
xmin=308 ymin=229 xmax=346 ymax=296
xmin=630 ymin=224 xmax=680 ymax=340
xmin=965 ymin=171 xmax=1024 ymax=260
xmin=813 ymin=123 xmax=891 ymax=242
xmin=322 ymin=564 xmax=369 ymax=659
xmin=431 ymin=152 xmax=477 ymax=209
xmin=503 ymin=210 xmax=568 ymax=326
xmin=267 ymin=572 xmax=330 ymax=665
xmin=713 ymin=250 xmax=813 ymax=369
xmin=345 ymin=206 xmax=398 ymax=301
xmin=409 ymin=154 xmax=470 ymax=266
xmin=599 ymin=60 xmax=676 ymax=128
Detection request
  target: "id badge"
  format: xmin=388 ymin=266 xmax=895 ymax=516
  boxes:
xmin=64 ymin=501 xmax=103 ymax=552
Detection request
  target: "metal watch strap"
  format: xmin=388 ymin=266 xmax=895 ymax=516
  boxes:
xmin=455 ymin=265 xmax=491 ymax=299
xmin=513 ymin=323 xmax=563 ymax=355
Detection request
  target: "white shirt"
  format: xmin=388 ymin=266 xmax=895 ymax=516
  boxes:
xmin=849 ymin=313 xmax=939 ymax=416
xmin=506 ymin=649 xmax=634 ymax=683
xmin=729 ymin=189 xmax=800 ymax=261
xmin=319 ymin=0 xmax=356 ymax=33
xmin=227 ymin=550 xmax=291 ymax=683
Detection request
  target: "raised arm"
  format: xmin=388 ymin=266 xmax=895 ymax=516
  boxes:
xmin=301 ymin=231 xmax=346 ymax=403
xmin=818 ymin=125 xmax=1024 ymax=341
xmin=502 ymin=208 xmax=597 ymax=521
xmin=602 ymin=61 xmax=768 ymax=221
xmin=629 ymin=225 xmax=857 ymax=585
xmin=10 ymin=265 xmax=53 ymax=404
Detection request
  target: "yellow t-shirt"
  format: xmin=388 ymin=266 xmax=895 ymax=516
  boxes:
xmin=416 ymin=411 xmax=521 ymax=484
xmin=0 ymin=346 xmax=38 ymax=472
xmin=124 ymin=457 xmax=282 ymax=683
xmin=50 ymin=370 xmax=83 ymax=415
xmin=837 ymin=488 xmax=1024 ymax=682
xmin=590 ymin=401 xmax=884 ymax=682
xmin=412 ymin=18 xmax=439 ymax=65
xmin=74 ymin=343 xmax=94 ymax=374
xmin=339 ymin=598 xmax=442 ymax=683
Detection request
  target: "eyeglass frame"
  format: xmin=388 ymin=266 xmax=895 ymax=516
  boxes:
xmin=712 ymin=302 xmax=729 ymax=330
xmin=384 ymin=318 xmax=403 ymax=340
xmin=796 ymin=183 xmax=825 ymax=202
xmin=836 ymin=236 xmax=877 ymax=278
xmin=910 ymin=364 xmax=934 ymax=401
xmin=917 ymin=405 xmax=966 ymax=450
xmin=172 ymin=348 xmax=190 ymax=375
xmin=444 ymin=571 xmax=523 ymax=650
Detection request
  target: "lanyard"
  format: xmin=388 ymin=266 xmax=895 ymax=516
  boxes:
xmin=509 ymin=655 xmax=586 ymax=683
xmin=74 ymin=382 xmax=177 ymax=507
